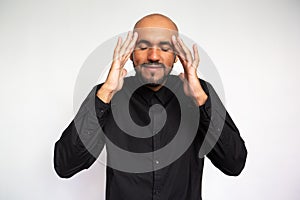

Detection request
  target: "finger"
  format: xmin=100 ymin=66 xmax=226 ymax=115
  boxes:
xmin=119 ymin=31 xmax=133 ymax=56
xmin=192 ymin=44 xmax=200 ymax=69
xmin=177 ymin=37 xmax=193 ymax=65
xmin=113 ymin=37 xmax=122 ymax=60
xmin=120 ymin=53 xmax=132 ymax=67
xmin=125 ymin=32 xmax=138 ymax=56
xmin=172 ymin=35 xmax=185 ymax=58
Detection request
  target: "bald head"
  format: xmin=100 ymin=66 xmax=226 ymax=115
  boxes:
xmin=134 ymin=13 xmax=178 ymax=31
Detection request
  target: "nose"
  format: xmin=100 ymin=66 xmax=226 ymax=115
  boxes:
xmin=147 ymin=48 xmax=160 ymax=62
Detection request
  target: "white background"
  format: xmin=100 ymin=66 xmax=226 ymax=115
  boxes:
xmin=1 ymin=0 xmax=300 ymax=199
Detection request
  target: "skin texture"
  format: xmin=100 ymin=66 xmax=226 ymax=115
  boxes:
xmin=134 ymin=14 xmax=178 ymax=31
xmin=97 ymin=13 xmax=208 ymax=106
xmin=131 ymin=27 xmax=178 ymax=89
xmin=132 ymin=14 xmax=178 ymax=90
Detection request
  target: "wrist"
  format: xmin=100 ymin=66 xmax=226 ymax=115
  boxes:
xmin=96 ymin=84 xmax=115 ymax=103
xmin=195 ymin=91 xmax=208 ymax=106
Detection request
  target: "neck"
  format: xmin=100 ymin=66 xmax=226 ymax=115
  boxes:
xmin=146 ymin=84 xmax=163 ymax=92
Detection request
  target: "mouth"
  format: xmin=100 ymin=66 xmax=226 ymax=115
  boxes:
xmin=141 ymin=63 xmax=165 ymax=70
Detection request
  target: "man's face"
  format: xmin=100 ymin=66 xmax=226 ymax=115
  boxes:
xmin=132 ymin=28 xmax=177 ymax=86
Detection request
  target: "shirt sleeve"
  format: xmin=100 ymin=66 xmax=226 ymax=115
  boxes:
xmin=54 ymin=85 xmax=109 ymax=178
xmin=198 ymin=80 xmax=247 ymax=176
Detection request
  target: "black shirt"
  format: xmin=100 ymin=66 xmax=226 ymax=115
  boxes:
xmin=54 ymin=75 xmax=247 ymax=200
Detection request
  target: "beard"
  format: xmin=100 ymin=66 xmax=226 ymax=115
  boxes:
xmin=134 ymin=62 xmax=173 ymax=87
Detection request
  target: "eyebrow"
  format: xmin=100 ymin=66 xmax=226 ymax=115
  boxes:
xmin=136 ymin=40 xmax=151 ymax=46
xmin=159 ymin=41 xmax=172 ymax=46
xmin=136 ymin=40 xmax=172 ymax=46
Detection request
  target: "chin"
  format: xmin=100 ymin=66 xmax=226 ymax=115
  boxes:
xmin=140 ymin=75 xmax=167 ymax=86
xmin=135 ymin=68 xmax=171 ymax=86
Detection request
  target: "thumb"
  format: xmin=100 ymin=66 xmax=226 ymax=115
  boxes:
xmin=178 ymin=73 xmax=185 ymax=82
xmin=121 ymin=68 xmax=127 ymax=78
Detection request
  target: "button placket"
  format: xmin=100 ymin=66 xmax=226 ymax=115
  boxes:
xmin=150 ymin=95 xmax=163 ymax=200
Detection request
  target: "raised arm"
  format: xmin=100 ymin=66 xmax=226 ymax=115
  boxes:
xmin=198 ymin=80 xmax=247 ymax=176
xmin=54 ymin=31 xmax=138 ymax=178
xmin=54 ymin=86 xmax=108 ymax=178
xmin=171 ymin=35 xmax=247 ymax=176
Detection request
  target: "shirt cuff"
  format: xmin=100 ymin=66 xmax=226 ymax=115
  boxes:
xmin=199 ymin=95 xmax=211 ymax=122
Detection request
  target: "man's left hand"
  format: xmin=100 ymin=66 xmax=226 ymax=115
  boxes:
xmin=172 ymin=35 xmax=208 ymax=106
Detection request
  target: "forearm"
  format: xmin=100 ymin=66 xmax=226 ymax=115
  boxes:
xmin=54 ymin=85 xmax=107 ymax=178
xmin=198 ymin=80 xmax=247 ymax=176
xmin=54 ymin=121 xmax=98 ymax=178
xmin=205 ymin=111 xmax=247 ymax=176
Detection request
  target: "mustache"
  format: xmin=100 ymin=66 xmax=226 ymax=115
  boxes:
xmin=141 ymin=63 xmax=165 ymax=68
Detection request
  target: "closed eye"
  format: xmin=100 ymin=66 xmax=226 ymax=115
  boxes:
xmin=161 ymin=47 xmax=172 ymax=52
xmin=160 ymin=45 xmax=174 ymax=53
xmin=136 ymin=44 xmax=149 ymax=51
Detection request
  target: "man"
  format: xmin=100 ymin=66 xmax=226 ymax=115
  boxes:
xmin=54 ymin=14 xmax=247 ymax=200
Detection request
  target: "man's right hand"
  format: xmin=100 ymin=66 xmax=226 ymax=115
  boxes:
xmin=96 ymin=31 xmax=138 ymax=103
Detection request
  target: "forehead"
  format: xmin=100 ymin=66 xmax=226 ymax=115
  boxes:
xmin=134 ymin=27 xmax=178 ymax=43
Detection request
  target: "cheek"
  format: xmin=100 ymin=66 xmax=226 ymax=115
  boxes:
xmin=133 ymin=53 xmax=147 ymax=65
xmin=162 ymin=55 xmax=176 ymax=67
